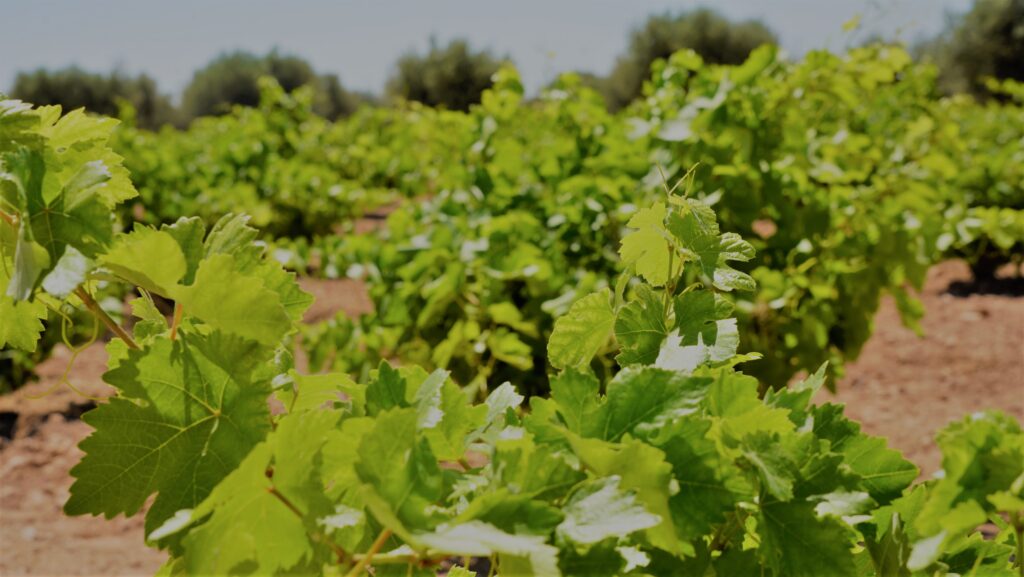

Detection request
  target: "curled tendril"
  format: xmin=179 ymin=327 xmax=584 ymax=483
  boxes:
xmin=25 ymin=298 xmax=105 ymax=402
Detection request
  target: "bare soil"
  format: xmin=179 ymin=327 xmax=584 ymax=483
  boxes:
xmin=0 ymin=260 xmax=1021 ymax=576
xmin=816 ymin=260 xmax=1024 ymax=476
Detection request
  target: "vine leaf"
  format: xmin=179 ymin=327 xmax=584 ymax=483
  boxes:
xmin=757 ymin=500 xmax=858 ymax=577
xmin=170 ymin=253 xmax=293 ymax=346
xmin=276 ymin=371 xmax=365 ymax=415
xmin=159 ymin=217 xmax=206 ymax=285
xmin=812 ymin=404 xmax=919 ymax=503
xmin=673 ymin=290 xmax=734 ymax=347
xmin=655 ymin=320 xmax=739 ymax=373
xmin=101 ymin=227 xmax=187 ymax=297
xmin=179 ymin=443 xmax=311 ymax=575
xmin=0 ymin=236 xmax=47 ymax=349
xmin=600 ymin=367 xmax=711 ymax=441
xmin=549 ymin=369 xmax=603 ymax=436
xmin=555 ymin=476 xmax=661 ymax=546
xmin=548 ymin=288 xmax=614 ymax=370
xmin=667 ymin=200 xmax=755 ymax=292
xmin=0 ymin=293 xmax=46 ymax=350
xmin=614 ymin=284 xmax=668 ymax=367
xmin=65 ymin=331 xmax=273 ymax=535
xmin=569 ymin=434 xmax=689 ymax=556
xmin=417 ymin=521 xmax=562 ymax=577
xmin=178 ymin=411 xmax=342 ymax=575
xmin=619 ymin=202 xmax=679 ymax=287
xmin=355 ymin=408 xmax=444 ymax=536
xmin=655 ymin=417 xmax=749 ymax=543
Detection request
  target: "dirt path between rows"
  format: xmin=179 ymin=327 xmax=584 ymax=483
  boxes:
xmin=1 ymin=261 xmax=1021 ymax=576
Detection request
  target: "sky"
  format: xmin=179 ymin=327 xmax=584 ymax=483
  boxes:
xmin=1 ymin=0 xmax=972 ymax=99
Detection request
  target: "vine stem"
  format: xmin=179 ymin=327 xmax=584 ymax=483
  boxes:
xmin=170 ymin=302 xmax=184 ymax=340
xmin=268 ymin=487 xmax=348 ymax=564
xmin=0 ymin=210 xmax=16 ymax=227
xmin=344 ymin=528 xmax=393 ymax=577
xmin=75 ymin=287 xmax=139 ymax=349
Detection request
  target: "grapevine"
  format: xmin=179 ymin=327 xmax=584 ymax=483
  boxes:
xmin=2 ymin=96 xmax=1021 ymax=576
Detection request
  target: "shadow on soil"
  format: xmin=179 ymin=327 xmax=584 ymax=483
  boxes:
xmin=946 ymin=275 xmax=1024 ymax=297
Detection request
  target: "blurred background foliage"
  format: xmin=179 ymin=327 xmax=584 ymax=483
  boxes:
xmin=386 ymin=38 xmax=506 ymax=111
xmin=10 ymin=67 xmax=177 ymax=129
xmin=7 ymin=3 xmax=1022 ymax=124
xmin=917 ymin=0 xmax=1024 ymax=98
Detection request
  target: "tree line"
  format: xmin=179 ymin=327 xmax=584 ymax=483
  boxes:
xmin=8 ymin=2 xmax=1022 ymax=130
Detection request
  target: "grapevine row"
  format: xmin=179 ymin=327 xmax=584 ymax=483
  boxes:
xmin=1 ymin=96 xmax=1021 ymax=576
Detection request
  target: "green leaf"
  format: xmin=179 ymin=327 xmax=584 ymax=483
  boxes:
xmin=65 ymin=332 xmax=273 ymax=534
xmin=101 ymin=227 xmax=186 ymax=297
xmin=416 ymin=521 xmax=561 ymax=577
xmin=181 ymin=444 xmax=313 ymax=575
xmin=556 ymin=476 xmax=660 ymax=546
xmin=129 ymin=293 xmax=169 ymax=342
xmin=413 ymin=368 xmax=448 ymax=429
xmin=558 ymin=539 xmax=625 ymax=577
xmin=277 ymin=371 xmax=365 ymax=414
xmin=203 ymin=213 xmax=259 ymax=257
xmin=0 ymin=247 xmax=47 ymax=350
xmin=0 ymin=293 xmax=46 ymax=351
xmin=764 ymin=362 xmax=829 ymax=425
xmin=44 ymin=108 xmax=118 ymax=150
xmin=758 ymin=500 xmax=858 ymax=577
xmin=457 ymin=490 xmax=563 ymax=536
xmin=705 ymin=370 xmax=794 ymax=441
xmin=548 ymin=288 xmax=614 ymax=370
xmin=320 ymin=416 xmax=376 ymax=500
xmin=6 ymin=219 xmax=48 ymax=300
xmin=488 ymin=302 xmax=539 ymax=338
xmin=619 ymin=202 xmax=678 ymax=287
xmin=481 ymin=382 xmax=524 ymax=431
xmin=912 ymin=411 xmax=1024 ymax=553
xmin=446 ymin=567 xmax=477 ymax=577
xmin=11 ymin=145 xmax=119 ymax=263
xmin=614 ymin=284 xmax=669 ymax=366
xmin=654 ymin=417 xmax=748 ymax=543
xmin=356 ymin=408 xmax=443 ymax=534
xmin=812 ymin=490 xmax=877 ymax=520
xmin=41 ymin=246 xmax=90 ymax=298
xmin=667 ymin=200 xmax=755 ymax=292
xmin=600 ymin=367 xmax=711 ymax=441
xmin=160 ymin=217 xmax=206 ymax=285
xmin=936 ymin=533 xmax=1015 ymax=576
xmin=179 ymin=411 xmax=341 ymax=575
xmin=569 ymin=434 xmax=689 ymax=555
xmin=673 ymin=289 xmax=734 ymax=347
xmin=654 ymin=319 xmax=739 ymax=373
xmin=425 ymin=380 xmax=487 ymax=461
xmin=491 ymin=435 xmax=584 ymax=500
xmin=171 ymin=253 xmax=292 ymax=346
xmin=812 ymin=404 xmax=918 ymax=503
xmin=366 ymin=361 xmax=409 ymax=415
xmin=863 ymin=484 xmax=928 ymax=576
xmin=549 ymin=369 xmax=602 ymax=436
xmin=238 ymin=255 xmax=313 ymax=323
xmin=741 ymin=432 xmax=798 ymax=502
xmin=488 ymin=328 xmax=534 ymax=371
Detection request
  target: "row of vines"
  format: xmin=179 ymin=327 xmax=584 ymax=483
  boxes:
xmin=0 ymin=44 xmax=1022 ymax=576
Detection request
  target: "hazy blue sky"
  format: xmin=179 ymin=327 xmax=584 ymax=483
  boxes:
xmin=1 ymin=0 xmax=971 ymax=99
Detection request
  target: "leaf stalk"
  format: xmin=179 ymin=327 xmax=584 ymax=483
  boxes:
xmin=75 ymin=287 xmax=139 ymax=349
xmin=344 ymin=528 xmax=393 ymax=577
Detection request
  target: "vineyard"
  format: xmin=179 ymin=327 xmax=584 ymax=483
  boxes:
xmin=1 ymin=44 xmax=1023 ymax=577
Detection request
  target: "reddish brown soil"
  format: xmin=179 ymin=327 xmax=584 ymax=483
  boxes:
xmin=0 ymin=260 xmax=1021 ymax=576
xmin=816 ymin=260 xmax=1024 ymax=477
